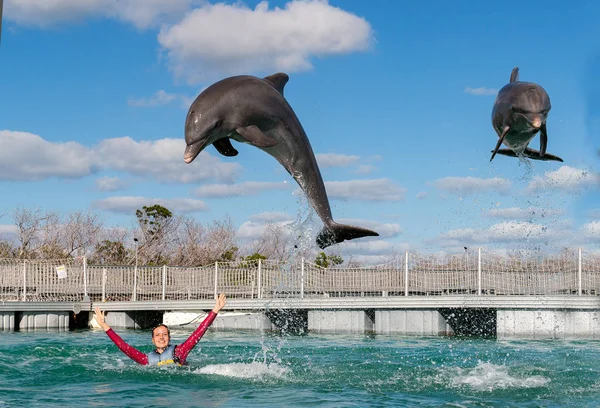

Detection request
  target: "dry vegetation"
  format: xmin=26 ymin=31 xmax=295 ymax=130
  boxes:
xmin=0 ymin=205 xmax=346 ymax=267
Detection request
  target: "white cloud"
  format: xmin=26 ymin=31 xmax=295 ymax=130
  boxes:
xmin=582 ymin=222 xmax=600 ymax=238
xmin=464 ymin=87 xmax=498 ymax=96
xmin=316 ymin=153 xmax=360 ymax=168
xmin=5 ymin=0 xmax=196 ymax=29
xmin=487 ymin=221 xmax=554 ymax=242
xmin=339 ymin=240 xmax=411 ymax=265
xmin=433 ymin=221 xmax=570 ymax=249
xmin=236 ymin=219 xmax=295 ymax=241
xmin=128 ymin=90 xmax=178 ymax=107
xmin=525 ymin=165 xmax=600 ymax=194
xmin=325 ymin=179 xmax=406 ymax=201
xmin=416 ymin=191 xmax=428 ymax=200
xmin=249 ymin=212 xmax=295 ymax=223
xmin=0 ymin=130 xmax=96 ymax=181
xmin=96 ymin=137 xmax=242 ymax=184
xmin=433 ymin=176 xmax=511 ymax=195
xmin=0 ymin=224 xmax=18 ymax=240
xmin=95 ymin=177 xmax=127 ymax=192
xmin=157 ymin=0 xmax=374 ymax=83
xmin=487 ymin=207 xmax=564 ymax=220
xmin=192 ymin=181 xmax=291 ymax=198
xmin=91 ymin=196 xmax=209 ymax=214
xmin=0 ymin=132 xmax=241 ymax=184
xmin=337 ymin=218 xmax=402 ymax=239
xmin=353 ymin=165 xmax=376 ymax=175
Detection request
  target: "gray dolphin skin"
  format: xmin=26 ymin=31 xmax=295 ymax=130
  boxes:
xmin=490 ymin=67 xmax=563 ymax=162
xmin=183 ymin=72 xmax=379 ymax=249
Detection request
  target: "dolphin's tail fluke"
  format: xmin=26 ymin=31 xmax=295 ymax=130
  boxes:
xmin=494 ymin=148 xmax=564 ymax=162
xmin=316 ymin=222 xmax=379 ymax=249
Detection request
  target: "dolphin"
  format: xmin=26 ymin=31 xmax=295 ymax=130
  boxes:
xmin=183 ymin=72 xmax=379 ymax=249
xmin=490 ymin=67 xmax=563 ymax=162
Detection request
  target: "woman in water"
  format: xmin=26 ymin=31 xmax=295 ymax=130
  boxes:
xmin=94 ymin=293 xmax=226 ymax=366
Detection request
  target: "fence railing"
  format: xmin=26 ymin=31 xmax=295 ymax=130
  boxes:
xmin=1 ymin=248 xmax=599 ymax=302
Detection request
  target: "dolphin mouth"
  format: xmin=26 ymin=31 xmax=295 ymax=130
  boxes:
xmin=184 ymin=139 xmax=209 ymax=163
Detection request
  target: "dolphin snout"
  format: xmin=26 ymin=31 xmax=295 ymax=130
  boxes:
xmin=530 ymin=116 xmax=542 ymax=129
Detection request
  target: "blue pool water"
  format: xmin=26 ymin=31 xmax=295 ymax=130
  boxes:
xmin=2 ymin=329 xmax=600 ymax=407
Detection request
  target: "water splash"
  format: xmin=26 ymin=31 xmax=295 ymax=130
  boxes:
xmin=439 ymin=361 xmax=550 ymax=392
xmin=195 ymin=362 xmax=290 ymax=380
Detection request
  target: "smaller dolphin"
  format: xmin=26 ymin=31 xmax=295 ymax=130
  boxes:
xmin=490 ymin=67 xmax=563 ymax=162
xmin=183 ymin=72 xmax=379 ymax=249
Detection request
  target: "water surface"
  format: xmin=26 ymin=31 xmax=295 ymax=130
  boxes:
xmin=1 ymin=329 xmax=599 ymax=407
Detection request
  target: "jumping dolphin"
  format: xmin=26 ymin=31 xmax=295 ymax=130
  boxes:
xmin=183 ymin=73 xmax=379 ymax=249
xmin=490 ymin=67 xmax=563 ymax=162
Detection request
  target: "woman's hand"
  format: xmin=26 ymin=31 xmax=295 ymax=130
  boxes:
xmin=212 ymin=293 xmax=227 ymax=314
xmin=94 ymin=307 xmax=111 ymax=331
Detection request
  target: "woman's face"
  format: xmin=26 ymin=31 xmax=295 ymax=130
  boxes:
xmin=152 ymin=326 xmax=170 ymax=349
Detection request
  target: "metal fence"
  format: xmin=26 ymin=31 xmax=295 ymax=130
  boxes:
xmin=1 ymin=248 xmax=599 ymax=302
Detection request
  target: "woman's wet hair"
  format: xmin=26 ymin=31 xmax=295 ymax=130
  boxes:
xmin=152 ymin=324 xmax=170 ymax=338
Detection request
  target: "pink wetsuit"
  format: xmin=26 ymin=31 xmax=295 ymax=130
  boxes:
xmin=104 ymin=311 xmax=217 ymax=365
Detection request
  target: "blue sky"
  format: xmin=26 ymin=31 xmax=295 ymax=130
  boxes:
xmin=1 ymin=0 xmax=599 ymax=264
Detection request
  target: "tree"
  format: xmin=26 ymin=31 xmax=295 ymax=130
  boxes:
xmin=136 ymin=205 xmax=173 ymax=238
xmin=92 ymin=240 xmax=128 ymax=265
xmin=244 ymin=252 xmax=267 ymax=267
xmin=12 ymin=207 xmax=57 ymax=259
xmin=250 ymin=222 xmax=294 ymax=263
xmin=0 ymin=241 xmax=16 ymax=258
xmin=314 ymin=251 xmax=343 ymax=268
xmin=61 ymin=210 xmax=103 ymax=257
xmin=219 ymin=246 xmax=238 ymax=262
xmin=134 ymin=204 xmax=176 ymax=265
xmin=171 ymin=214 xmax=239 ymax=266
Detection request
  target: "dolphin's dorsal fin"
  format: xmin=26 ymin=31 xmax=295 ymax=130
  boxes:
xmin=263 ymin=73 xmax=289 ymax=95
xmin=510 ymin=67 xmax=520 ymax=83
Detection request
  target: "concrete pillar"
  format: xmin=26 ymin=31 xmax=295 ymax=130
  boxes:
xmin=95 ymin=311 xmax=162 ymax=330
xmin=497 ymin=310 xmax=600 ymax=339
xmin=19 ymin=312 xmax=69 ymax=330
xmin=0 ymin=312 xmax=15 ymax=331
xmin=375 ymin=310 xmax=453 ymax=336
xmin=210 ymin=312 xmax=273 ymax=331
xmin=308 ymin=310 xmax=374 ymax=334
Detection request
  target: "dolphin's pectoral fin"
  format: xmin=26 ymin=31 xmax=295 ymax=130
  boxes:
xmin=493 ymin=149 xmax=519 ymax=158
xmin=523 ymin=148 xmax=563 ymax=162
xmin=213 ymin=138 xmax=239 ymax=157
xmin=490 ymin=126 xmax=510 ymax=162
xmin=316 ymin=222 xmax=379 ymax=249
xmin=510 ymin=67 xmax=520 ymax=83
xmin=493 ymin=148 xmax=564 ymax=162
xmin=539 ymin=123 xmax=548 ymax=157
xmin=263 ymin=73 xmax=289 ymax=95
xmin=235 ymin=125 xmax=278 ymax=148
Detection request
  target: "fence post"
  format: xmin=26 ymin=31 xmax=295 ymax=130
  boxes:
xmin=257 ymin=259 xmax=262 ymax=299
xmin=477 ymin=247 xmax=482 ymax=295
xmin=301 ymin=257 xmax=305 ymax=299
xmin=214 ymin=262 xmax=218 ymax=299
xmin=162 ymin=265 xmax=167 ymax=301
xmin=22 ymin=260 xmax=27 ymax=301
xmin=102 ymin=268 xmax=107 ymax=302
xmin=578 ymin=247 xmax=583 ymax=296
xmin=132 ymin=264 xmax=138 ymax=302
xmin=404 ymin=251 xmax=409 ymax=297
xmin=83 ymin=256 xmax=89 ymax=302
